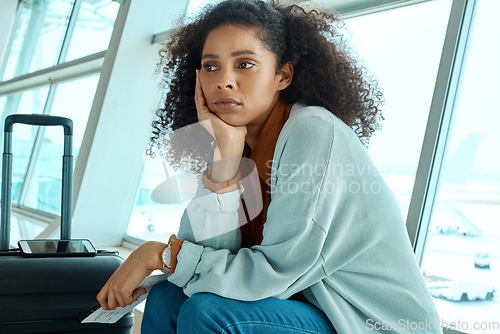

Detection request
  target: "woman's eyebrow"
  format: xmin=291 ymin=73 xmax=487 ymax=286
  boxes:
xmin=201 ymin=50 xmax=262 ymax=59
xmin=231 ymin=50 xmax=262 ymax=58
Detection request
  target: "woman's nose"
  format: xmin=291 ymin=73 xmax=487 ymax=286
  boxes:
xmin=217 ymin=70 xmax=236 ymax=90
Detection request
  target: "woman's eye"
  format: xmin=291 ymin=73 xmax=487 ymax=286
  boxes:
xmin=203 ymin=64 xmax=218 ymax=72
xmin=238 ymin=62 xmax=254 ymax=69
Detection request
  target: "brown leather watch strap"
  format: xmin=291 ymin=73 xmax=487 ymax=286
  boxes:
xmin=169 ymin=238 xmax=184 ymax=275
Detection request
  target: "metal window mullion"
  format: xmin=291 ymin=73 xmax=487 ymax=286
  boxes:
xmin=71 ymin=0 xmax=129 ymax=206
xmin=12 ymin=204 xmax=56 ymax=222
xmin=0 ymin=1 xmax=23 ymax=79
xmin=57 ymin=0 xmax=83 ymax=64
xmin=17 ymin=83 xmax=58 ymax=206
xmin=406 ymin=0 xmax=478 ymax=265
xmin=10 ymin=0 xmax=50 ymax=80
xmin=14 ymin=0 xmax=80 ymax=204
xmin=337 ymin=0 xmax=432 ymax=18
xmin=0 ymin=51 xmax=105 ymax=97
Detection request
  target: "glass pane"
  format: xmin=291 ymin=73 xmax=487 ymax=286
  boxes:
xmin=344 ymin=0 xmax=452 ymax=218
xmin=126 ymin=156 xmax=195 ymax=242
xmin=422 ymin=0 xmax=500 ymax=331
xmin=22 ymin=75 xmax=99 ymax=213
xmin=65 ymin=0 xmax=120 ymax=62
xmin=45 ymin=74 xmax=99 ymax=158
xmin=9 ymin=214 xmax=48 ymax=246
xmin=0 ymin=87 xmax=50 ymax=203
xmin=2 ymin=0 xmax=73 ymax=81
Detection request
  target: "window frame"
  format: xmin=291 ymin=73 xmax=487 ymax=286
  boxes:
xmin=319 ymin=0 xmax=479 ymax=266
xmin=406 ymin=0 xmax=478 ymax=264
xmin=0 ymin=0 xmax=120 ymax=244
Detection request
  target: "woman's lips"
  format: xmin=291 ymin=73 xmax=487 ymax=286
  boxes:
xmin=214 ymin=98 xmax=241 ymax=110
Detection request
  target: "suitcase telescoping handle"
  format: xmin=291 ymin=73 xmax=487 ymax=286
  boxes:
xmin=0 ymin=114 xmax=73 ymax=250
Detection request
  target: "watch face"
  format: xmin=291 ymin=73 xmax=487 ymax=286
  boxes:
xmin=163 ymin=246 xmax=172 ymax=267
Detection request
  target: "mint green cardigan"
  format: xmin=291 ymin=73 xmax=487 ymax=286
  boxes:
xmin=168 ymin=103 xmax=442 ymax=334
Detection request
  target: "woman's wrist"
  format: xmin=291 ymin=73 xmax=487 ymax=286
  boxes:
xmin=203 ymin=168 xmax=242 ymax=193
xmin=209 ymin=140 xmax=244 ymax=183
xmin=141 ymin=241 xmax=168 ymax=271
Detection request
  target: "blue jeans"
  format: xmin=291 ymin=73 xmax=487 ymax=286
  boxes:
xmin=142 ymin=280 xmax=337 ymax=333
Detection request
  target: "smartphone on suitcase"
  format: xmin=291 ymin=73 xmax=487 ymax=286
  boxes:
xmin=18 ymin=239 xmax=97 ymax=257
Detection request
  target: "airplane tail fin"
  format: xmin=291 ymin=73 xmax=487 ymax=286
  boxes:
xmin=443 ymin=133 xmax=481 ymax=185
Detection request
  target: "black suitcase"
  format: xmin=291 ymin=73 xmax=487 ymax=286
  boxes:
xmin=0 ymin=114 xmax=133 ymax=333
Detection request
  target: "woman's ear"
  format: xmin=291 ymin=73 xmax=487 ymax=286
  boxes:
xmin=277 ymin=62 xmax=293 ymax=90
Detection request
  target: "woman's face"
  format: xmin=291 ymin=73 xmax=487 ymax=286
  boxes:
xmin=199 ymin=24 xmax=292 ymax=128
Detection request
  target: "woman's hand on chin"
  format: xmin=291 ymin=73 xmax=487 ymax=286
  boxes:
xmin=196 ymin=70 xmax=246 ymax=182
xmin=96 ymin=241 xmax=166 ymax=310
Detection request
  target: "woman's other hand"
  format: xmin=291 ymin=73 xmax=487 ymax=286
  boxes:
xmin=96 ymin=241 xmax=166 ymax=310
xmin=196 ymin=70 xmax=246 ymax=182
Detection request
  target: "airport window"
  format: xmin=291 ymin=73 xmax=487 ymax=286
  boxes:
xmin=1 ymin=0 xmax=119 ymax=81
xmin=344 ymin=0 xmax=452 ymax=218
xmin=1 ymin=0 xmax=73 ymax=81
xmin=421 ymin=0 xmax=500 ymax=326
xmin=126 ymin=158 xmax=193 ymax=242
xmin=0 ymin=0 xmax=120 ymax=245
xmin=19 ymin=75 xmax=99 ymax=214
xmin=64 ymin=0 xmax=119 ymax=62
xmin=3 ymin=86 xmax=50 ymax=203
xmin=125 ymin=0 xmax=205 ymax=242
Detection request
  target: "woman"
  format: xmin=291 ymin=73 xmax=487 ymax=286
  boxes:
xmin=97 ymin=1 xmax=442 ymax=333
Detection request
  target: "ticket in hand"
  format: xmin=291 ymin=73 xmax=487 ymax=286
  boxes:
xmin=82 ymin=274 xmax=168 ymax=324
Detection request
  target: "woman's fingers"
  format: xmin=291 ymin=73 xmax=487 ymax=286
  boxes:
xmin=195 ymin=70 xmax=210 ymax=121
xmin=194 ymin=69 xmax=247 ymax=167
xmin=107 ymin=289 xmax=117 ymax=310
xmin=96 ymin=284 xmax=109 ymax=310
xmin=97 ymin=283 xmax=144 ymax=310
xmin=195 ymin=70 xmax=217 ymax=140
xmin=102 ymin=276 xmax=134 ymax=310
xmin=132 ymin=287 xmax=148 ymax=301
xmin=114 ymin=288 xmax=128 ymax=308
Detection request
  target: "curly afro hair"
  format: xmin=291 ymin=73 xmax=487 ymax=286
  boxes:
xmin=148 ymin=0 xmax=384 ymax=173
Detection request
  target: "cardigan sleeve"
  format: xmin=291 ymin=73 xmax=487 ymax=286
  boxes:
xmin=176 ymin=175 xmax=243 ymax=253
xmin=176 ymin=159 xmax=262 ymax=253
xmin=168 ymin=112 xmax=335 ymax=300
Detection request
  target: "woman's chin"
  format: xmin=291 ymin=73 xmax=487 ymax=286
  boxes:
xmin=215 ymin=114 xmax=246 ymax=127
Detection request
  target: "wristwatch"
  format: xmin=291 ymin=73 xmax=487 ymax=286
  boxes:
xmin=162 ymin=234 xmax=177 ymax=270
xmin=162 ymin=245 xmax=172 ymax=269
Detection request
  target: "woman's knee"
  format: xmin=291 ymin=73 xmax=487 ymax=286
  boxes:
xmin=177 ymin=293 xmax=226 ymax=332
xmin=178 ymin=292 xmax=219 ymax=318
xmin=146 ymin=280 xmax=184 ymax=308
xmin=141 ymin=280 xmax=188 ymax=334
